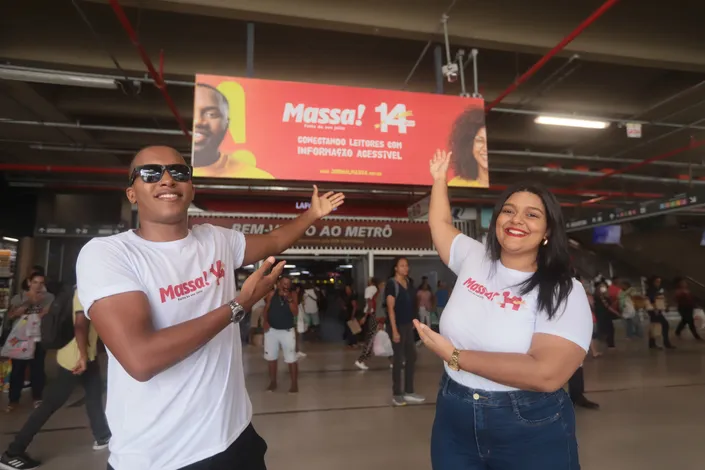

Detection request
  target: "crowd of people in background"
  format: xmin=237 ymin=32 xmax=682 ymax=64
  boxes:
xmin=584 ymin=274 xmax=704 ymax=357
xmin=0 ymin=267 xmax=111 ymax=469
xmin=4 ymin=258 xmax=705 ymax=467
xmin=236 ymin=259 xmax=454 ymax=406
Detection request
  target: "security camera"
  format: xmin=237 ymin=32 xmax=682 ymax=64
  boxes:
xmin=442 ymin=63 xmax=459 ymax=83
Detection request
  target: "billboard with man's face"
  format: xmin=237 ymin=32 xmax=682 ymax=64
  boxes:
xmin=192 ymin=75 xmax=488 ymax=188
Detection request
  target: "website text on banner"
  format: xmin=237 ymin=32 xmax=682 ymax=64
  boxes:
xmin=191 ymin=75 xmax=488 ymax=188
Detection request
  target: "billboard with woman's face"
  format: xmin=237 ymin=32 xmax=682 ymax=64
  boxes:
xmin=191 ymin=74 xmax=489 ymax=188
xmin=447 ymin=107 xmax=489 ymax=188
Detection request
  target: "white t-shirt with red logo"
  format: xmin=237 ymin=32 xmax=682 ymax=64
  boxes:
xmin=76 ymin=224 xmax=247 ymax=470
xmin=440 ymin=234 xmax=592 ymax=392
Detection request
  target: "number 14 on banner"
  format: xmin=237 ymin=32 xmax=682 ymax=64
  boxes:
xmin=374 ymin=103 xmax=416 ymax=134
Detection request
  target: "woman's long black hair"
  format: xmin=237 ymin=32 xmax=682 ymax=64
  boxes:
xmin=449 ymin=106 xmax=485 ymax=180
xmin=485 ymin=182 xmax=573 ymax=319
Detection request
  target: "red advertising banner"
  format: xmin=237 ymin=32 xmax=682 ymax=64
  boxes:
xmin=189 ymin=216 xmax=433 ymax=250
xmin=192 ymin=75 xmax=488 ymax=188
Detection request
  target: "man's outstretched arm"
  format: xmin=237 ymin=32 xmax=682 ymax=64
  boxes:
xmin=87 ymin=257 xmax=284 ymax=382
xmin=242 ymin=186 xmax=344 ymax=265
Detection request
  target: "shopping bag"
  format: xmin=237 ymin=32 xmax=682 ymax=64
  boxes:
xmin=0 ymin=317 xmax=36 ymax=360
xmin=373 ymin=330 xmax=394 ymax=357
xmin=347 ymin=319 xmax=362 ymax=335
xmin=25 ymin=313 xmax=41 ymax=339
xmin=694 ymin=308 xmax=705 ymax=330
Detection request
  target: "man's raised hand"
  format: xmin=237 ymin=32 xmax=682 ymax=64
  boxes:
xmin=237 ymin=257 xmax=286 ymax=310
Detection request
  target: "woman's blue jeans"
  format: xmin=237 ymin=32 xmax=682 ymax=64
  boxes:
xmin=431 ymin=373 xmax=580 ymax=470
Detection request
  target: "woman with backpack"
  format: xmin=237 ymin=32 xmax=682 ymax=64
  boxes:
xmin=385 ymin=258 xmax=425 ymax=407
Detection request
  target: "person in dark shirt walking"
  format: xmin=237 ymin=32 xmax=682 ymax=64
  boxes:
xmin=386 ymin=257 xmax=425 ymax=407
xmin=675 ymin=278 xmax=702 ymax=341
xmin=263 ymin=276 xmax=299 ymax=393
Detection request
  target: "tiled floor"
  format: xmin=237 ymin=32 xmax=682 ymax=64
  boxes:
xmin=2 ymin=335 xmax=705 ymax=469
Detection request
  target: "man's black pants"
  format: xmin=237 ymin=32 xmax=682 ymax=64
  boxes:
xmin=107 ymin=423 xmax=267 ymax=470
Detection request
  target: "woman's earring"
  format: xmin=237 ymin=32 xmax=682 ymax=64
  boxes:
xmin=542 ymin=238 xmax=549 ymax=246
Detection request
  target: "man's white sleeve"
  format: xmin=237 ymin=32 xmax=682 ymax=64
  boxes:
xmin=211 ymin=226 xmax=246 ymax=269
xmin=76 ymin=239 xmax=146 ymax=318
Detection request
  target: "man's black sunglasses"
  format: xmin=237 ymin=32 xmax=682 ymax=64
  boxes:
xmin=129 ymin=164 xmax=193 ymax=186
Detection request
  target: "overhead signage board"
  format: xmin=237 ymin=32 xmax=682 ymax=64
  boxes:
xmin=192 ymin=75 xmax=488 ymax=188
xmin=565 ymin=193 xmax=705 ymax=233
xmin=190 ymin=216 xmax=433 ymax=250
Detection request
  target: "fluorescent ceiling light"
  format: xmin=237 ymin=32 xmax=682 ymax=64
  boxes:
xmin=535 ymin=116 xmax=609 ymax=129
xmin=284 ymin=264 xmax=297 ymax=269
xmin=289 ymin=271 xmax=301 ymax=276
xmin=0 ymin=66 xmax=118 ymax=89
xmin=2 ymin=237 xmax=18 ymax=243
xmin=338 ymin=264 xmax=353 ymax=269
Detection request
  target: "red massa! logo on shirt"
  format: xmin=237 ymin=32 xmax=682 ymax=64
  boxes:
xmin=462 ymin=277 xmax=525 ymax=311
xmin=159 ymin=260 xmax=227 ymax=303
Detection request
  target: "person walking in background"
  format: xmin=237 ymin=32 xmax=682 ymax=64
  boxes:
xmin=302 ymin=282 xmax=320 ymax=340
xmin=263 ymin=276 xmax=299 ymax=393
xmin=293 ymin=285 xmax=307 ymax=360
xmin=248 ymin=296 xmax=266 ymax=345
xmin=416 ymin=277 xmax=434 ymax=327
xmin=5 ymin=273 xmax=54 ymax=412
xmin=646 ymin=276 xmax=675 ymax=349
xmin=674 ymin=278 xmax=702 ymax=341
xmin=342 ymin=284 xmax=359 ymax=348
xmin=619 ymin=282 xmax=642 ymax=339
xmin=386 ymin=258 xmax=425 ymax=407
xmin=0 ymin=289 xmax=111 ymax=470
xmin=594 ymin=280 xmax=620 ymax=350
xmin=569 ymin=275 xmax=600 ymax=410
xmin=607 ymin=276 xmax=622 ymax=310
xmin=354 ymin=278 xmax=379 ymax=370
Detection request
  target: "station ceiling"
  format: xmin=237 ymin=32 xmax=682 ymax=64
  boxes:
xmin=3 ymin=0 xmax=705 ymax=214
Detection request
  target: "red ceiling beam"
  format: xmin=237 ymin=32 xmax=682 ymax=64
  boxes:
xmin=571 ymin=136 xmax=705 ymax=189
xmin=485 ymin=0 xmax=621 ymax=112
xmin=0 ymin=165 xmax=661 ymax=200
xmin=488 ymin=184 xmax=661 ymax=199
xmin=107 ymin=0 xmax=191 ymax=139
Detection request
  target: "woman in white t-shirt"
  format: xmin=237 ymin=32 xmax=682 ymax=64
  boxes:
xmin=414 ymin=150 xmax=592 ymax=470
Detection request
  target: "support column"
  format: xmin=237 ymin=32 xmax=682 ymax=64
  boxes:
xmin=434 ymin=45 xmax=444 ymax=94
xmin=246 ymin=23 xmax=255 ymax=78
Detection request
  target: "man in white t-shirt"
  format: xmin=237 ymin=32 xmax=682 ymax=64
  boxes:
xmin=76 ymin=146 xmax=344 ymax=470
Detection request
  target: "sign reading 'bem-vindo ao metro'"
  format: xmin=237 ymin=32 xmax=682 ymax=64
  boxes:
xmin=188 ymin=217 xmax=433 ymax=250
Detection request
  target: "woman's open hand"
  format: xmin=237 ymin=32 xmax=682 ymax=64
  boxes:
xmin=413 ymin=319 xmax=454 ymax=362
xmin=429 ymin=149 xmax=452 ymax=183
